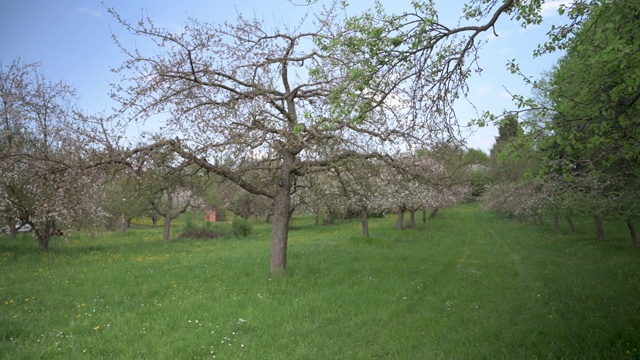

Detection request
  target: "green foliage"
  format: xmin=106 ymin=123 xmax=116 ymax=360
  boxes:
xmin=535 ymin=0 xmax=605 ymax=56
xmin=179 ymin=216 xmax=227 ymax=239
xmin=315 ymin=0 xmax=444 ymax=124
xmin=486 ymin=114 xmax=542 ymax=183
xmin=231 ymin=217 xmax=253 ymax=238
xmin=541 ymin=0 xmax=640 ymax=221
xmin=490 ymin=114 xmax=520 ymax=158
xmin=1 ymin=205 xmax=640 ymax=358
xmin=468 ymin=169 xmax=491 ymax=198
xmin=548 ymin=0 xmax=640 ymax=169
xmin=462 ymin=148 xmax=490 ymax=166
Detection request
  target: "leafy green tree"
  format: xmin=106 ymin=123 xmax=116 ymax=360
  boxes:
xmin=545 ymin=0 xmax=640 ymax=243
xmin=463 ymin=148 xmax=489 ymax=167
xmin=548 ymin=0 xmax=640 ymax=172
xmin=488 ymin=115 xmax=542 ymax=184
xmin=490 ymin=115 xmax=520 ymax=159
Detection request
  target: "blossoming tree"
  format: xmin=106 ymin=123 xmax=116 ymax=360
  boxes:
xmin=0 ymin=61 xmax=105 ymax=250
xmin=105 ymin=3 xmax=458 ymax=273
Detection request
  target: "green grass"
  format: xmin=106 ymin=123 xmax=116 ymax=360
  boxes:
xmin=1 ymin=204 xmax=640 ymax=359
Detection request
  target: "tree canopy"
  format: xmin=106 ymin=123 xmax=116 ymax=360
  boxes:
xmin=482 ymin=0 xmax=640 ymax=245
xmin=105 ymin=0 xmax=510 ymax=273
xmin=0 ymin=61 xmax=104 ymax=249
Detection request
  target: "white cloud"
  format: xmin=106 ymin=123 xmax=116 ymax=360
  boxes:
xmin=477 ymin=86 xmax=491 ymax=95
xmin=500 ymin=91 xmax=512 ymax=99
xmin=75 ymin=7 xmax=103 ymax=18
xmin=540 ymin=0 xmax=573 ymax=17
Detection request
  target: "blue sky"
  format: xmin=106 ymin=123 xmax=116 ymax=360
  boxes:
xmin=0 ymin=0 xmax=570 ymax=152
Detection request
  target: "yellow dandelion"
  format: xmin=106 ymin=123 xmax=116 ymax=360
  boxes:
xmin=93 ymin=326 xmax=100 ymax=331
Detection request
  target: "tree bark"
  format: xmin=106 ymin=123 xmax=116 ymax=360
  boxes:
xmin=360 ymin=208 xmax=369 ymax=238
xmin=594 ymin=215 xmax=604 ymax=242
xmin=37 ymin=235 xmax=50 ymax=251
xmin=163 ymin=192 xmax=173 ymax=242
xmin=270 ymin=152 xmax=294 ymax=275
xmin=553 ymin=216 xmax=560 ymax=231
xmin=35 ymin=218 xmax=56 ymax=251
xmin=626 ymin=218 xmax=639 ymax=247
xmin=566 ymin=216 xmax=576 ymax=233
xmin=324 ymin=211 xmax=335 ymax=225
xmin=105 ymin=217 xmax=114 ymax=231
xmin=429 ymin=207 xmax=439 ymax=219
xmin=119 ymin=213 xmax=127 ymax=233
xmin=406 ymin=210 xmax=416 ymax=229
xmin=422 ymin=209 xmax=427 ymax=224
xmin=396 ymin=207 xmax=405 ymax=230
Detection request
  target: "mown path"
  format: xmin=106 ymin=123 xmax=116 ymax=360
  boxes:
xmin=420 ymin=204 xmax=640 ymax=359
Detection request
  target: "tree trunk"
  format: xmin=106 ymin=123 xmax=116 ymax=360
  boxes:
xmin=37 ymin=235 xmax=50 ymax=251
xmin=119 ymin=213 xmax=127 ymax=233
xmin=626 ymin=218 xmax=639 ymax=247
xmin=35 ymin=218 xmax=55 ymax=251
xmin=324 ymin=211 xmax=335 ymax=225
xmin=270 ymin=152 xmax=293 ymax=275
xmin=594 ymin=215 xmax=604 ymax=242
xmin=553 ymin=216 xmax=560 ymax=231
xmin=106 ymin=217 xmax=116 ymax=231
xmin=406 ymin=210 xmax=416 ymax=229
xmin=422 ymin=209 xmax=427 ymax=224
xmin=163 ymin=213 xmax=172 ymax=242
xmin=360 ymin=208 xmax=369 ymax=238
xmin=395 ymin=207 xmax=405 ymax=230
xmin=429 ymin=207 xmax=439 ymax=219
xmin=163 ymin=191 xmax=173 ymax=242
xmin=566 ymin=216 xmax=576 ymax=233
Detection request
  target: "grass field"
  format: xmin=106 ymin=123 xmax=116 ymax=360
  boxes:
xmin=1 ymin=204 xmax=639 ymax=359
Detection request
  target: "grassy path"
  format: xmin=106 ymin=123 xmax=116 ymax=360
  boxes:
xmin=1 ymin=204 xmax=639 ymax=359
xmin=461 ymin=205 xmax=640 ymax=359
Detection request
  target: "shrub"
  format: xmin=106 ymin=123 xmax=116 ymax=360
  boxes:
xmin=179 ymin=217 xmax=227 ymax=239
xmin=232 ymin=217 xmax=252 ymax=238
